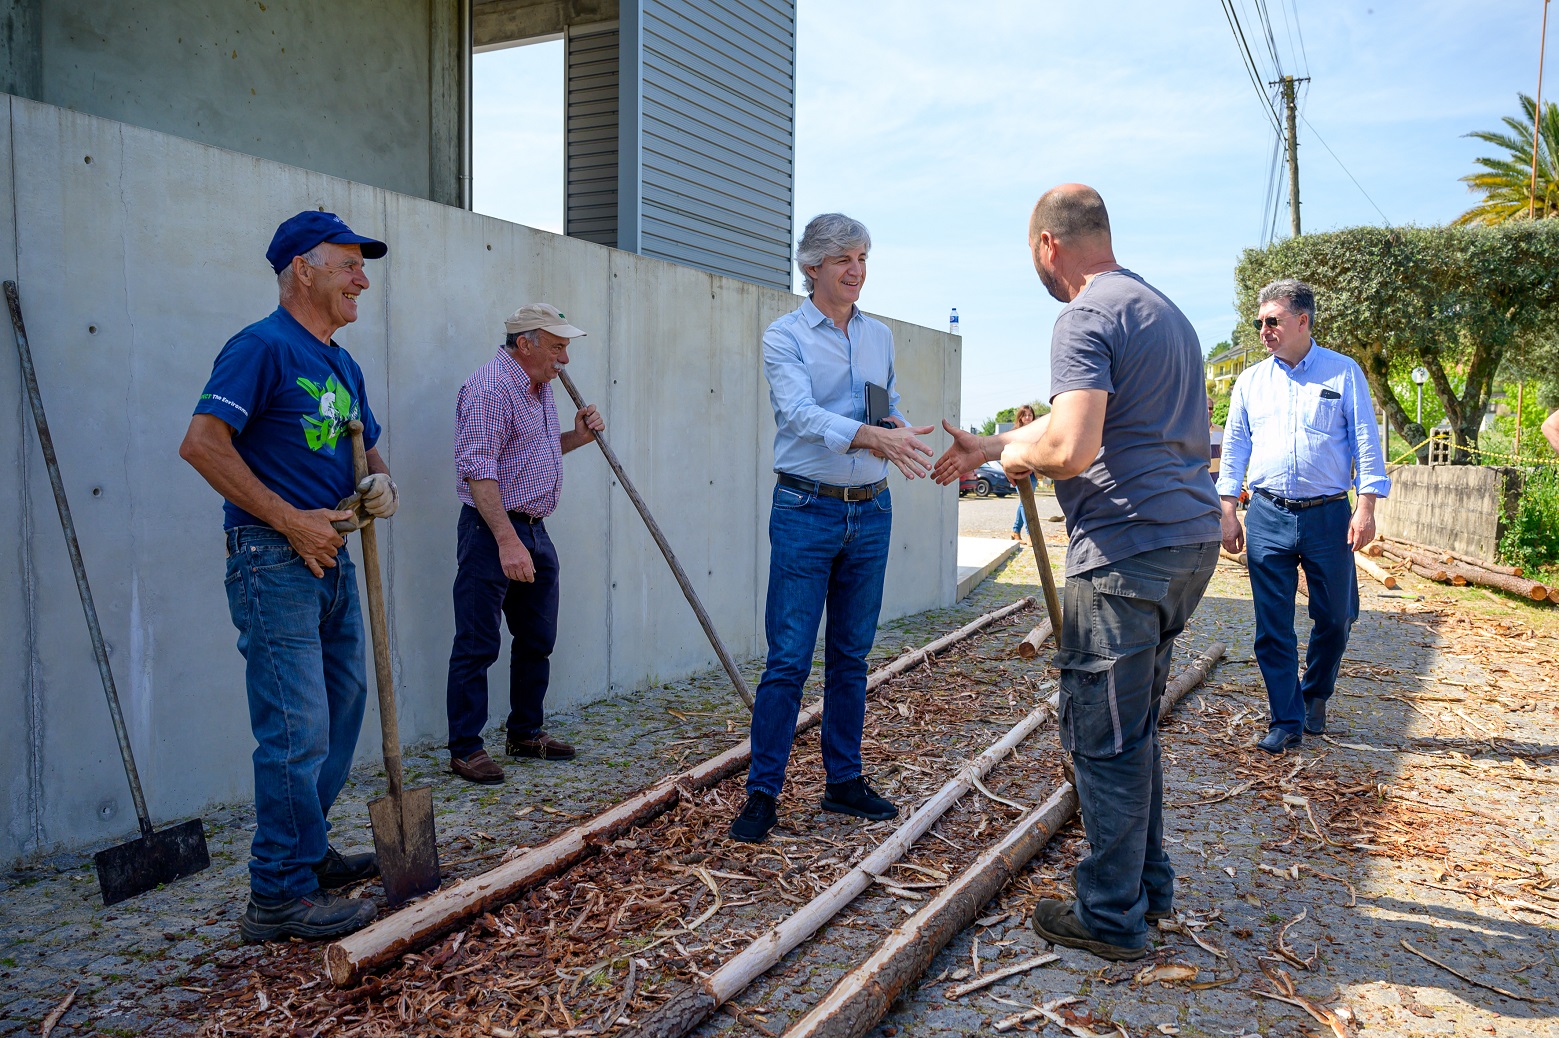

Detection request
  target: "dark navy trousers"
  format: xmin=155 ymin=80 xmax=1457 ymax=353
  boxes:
xmin=1244 ymin=494 xmax=1359 ymax=736
xmin=445 ymin=504 xmax=559 ymax=758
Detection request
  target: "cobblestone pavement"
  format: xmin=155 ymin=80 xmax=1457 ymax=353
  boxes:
xmin=2 ymin=500 xmax=1555 ymax=1036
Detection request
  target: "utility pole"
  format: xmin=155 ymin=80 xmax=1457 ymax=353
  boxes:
xmin=1533 ymin=0 xmax=1551 ymax=219
xmin=1271 ymin=75 xmax=1310 ymax=237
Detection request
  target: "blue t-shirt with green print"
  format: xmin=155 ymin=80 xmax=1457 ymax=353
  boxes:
xmin=194 ymin=306 xmax=381 ymax=530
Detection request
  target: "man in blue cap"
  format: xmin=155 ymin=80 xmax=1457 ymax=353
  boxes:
xmin=180 ymin=211 xmax=397 ymax=941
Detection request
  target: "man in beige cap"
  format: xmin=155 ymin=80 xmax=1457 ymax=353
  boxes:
xmin=445 ymin=304 xmax=604 ymax=783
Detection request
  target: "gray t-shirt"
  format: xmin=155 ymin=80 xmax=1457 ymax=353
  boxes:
xmin=1049 ymin=269 xmax=1220 ymax=576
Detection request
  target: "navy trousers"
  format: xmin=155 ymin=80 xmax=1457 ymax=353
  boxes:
xmin=1244 ymin=494 xmax=1359 ymax=735
xmin=445 ymin=505 xmax=559 ymax=758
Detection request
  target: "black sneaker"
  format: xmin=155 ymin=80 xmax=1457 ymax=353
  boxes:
xmin=821 ymin=777 xmax=897 ymax=821
xmin=239 ymin=888 xmax=378 ymax=942
xmin=314 ymin=845 xmax=380 ymax=889
xmin=729 ymin=792 xmax=777 ymax=843
xmin=1030 ymin=898 xmax=1146 ymax=962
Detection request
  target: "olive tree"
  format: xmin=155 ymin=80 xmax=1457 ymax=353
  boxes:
xmin=1233 ymin=221 xmax=1559 ymax=459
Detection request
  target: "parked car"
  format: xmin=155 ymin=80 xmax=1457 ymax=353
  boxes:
xmin=959 ymin=462 xmax=1014 ymax=498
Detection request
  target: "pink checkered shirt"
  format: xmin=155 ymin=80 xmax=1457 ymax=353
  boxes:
xmin=454 ymin=349 xmax=562 ymax=517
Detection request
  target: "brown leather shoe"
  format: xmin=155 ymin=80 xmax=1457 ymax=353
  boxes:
xmin=505 ymin=730 xmax=577 ymax=761
xmin=450 ymin=749 xmax=504 ymax=784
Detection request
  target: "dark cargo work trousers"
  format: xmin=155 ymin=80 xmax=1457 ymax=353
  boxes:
xmin=446 ymin=505 xmax=559 ymax=759
xmin=1057 ymin=541 xmax=1218 ymax=950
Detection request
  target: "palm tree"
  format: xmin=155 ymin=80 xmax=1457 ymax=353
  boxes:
xmin=1455 ymin=93 xmax=1559 ymax=225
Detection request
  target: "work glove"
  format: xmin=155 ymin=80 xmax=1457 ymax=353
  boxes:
xmin=331 ymin=475 xmax=398 ymax=533
xmin=357 ymin=473 xmax=399 ymax=518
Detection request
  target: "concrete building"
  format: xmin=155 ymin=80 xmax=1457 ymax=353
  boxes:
xmin=0 ymin=4 xmax=958 ymax=867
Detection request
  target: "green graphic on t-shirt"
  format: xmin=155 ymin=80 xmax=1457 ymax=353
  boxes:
xmin=296 ymin=374 xmax=359 ymax=452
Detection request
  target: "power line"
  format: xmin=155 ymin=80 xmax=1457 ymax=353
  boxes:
xmin=1287 ymin=0 xmax=1311 ymax=77
xmin=1298 ymin=111 xmax=1392 ymax=226
xmin=1220 ymin=0 xmax=1284 ymax=134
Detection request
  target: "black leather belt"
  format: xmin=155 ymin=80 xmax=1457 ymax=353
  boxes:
xmin=777 ymin=473 xmax=888 ymax=502
xmin=507 ymin=510 xmax=545 ymax=524
xmin=1253 ymin=487 xmax=1348 ymax=511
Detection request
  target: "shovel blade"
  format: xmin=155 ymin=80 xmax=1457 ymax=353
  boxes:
xmin=368 ymin=785 xmax=440 ymax=907
xmin=93 ymin=817 xmax=210 ymax=906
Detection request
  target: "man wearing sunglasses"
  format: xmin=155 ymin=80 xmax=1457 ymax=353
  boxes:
xmin=1217 ymin=279 xmax=1389 ymax=754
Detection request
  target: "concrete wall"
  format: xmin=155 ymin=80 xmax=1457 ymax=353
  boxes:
xmin=0 ymin=94 xmax=960 ymax=865
xmin=31 ymin=0 xmax=441 ymax=200
xmin=1375 ymin=463 xmax=1517 ymax=562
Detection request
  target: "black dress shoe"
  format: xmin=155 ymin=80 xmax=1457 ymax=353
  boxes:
xmin=821 ymin=777 xmax=897 ymax=821
xmin=1031 ymin=899 xmax=1146 ymax=961
xmin=1257 ymin=728 xmax=1303 ymax=754
xmin=729 ymin=792 xmax=777 ymax=843
xmin=1304 ymin=697 xmax=1328 ymax=735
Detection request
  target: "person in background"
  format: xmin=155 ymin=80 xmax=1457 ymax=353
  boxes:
xmin=1208 ymin=398 xmax=1224 ymax=484
xmin=1217 ymin=278 xmax=1389 ymax=754
xmin=1010 ymin=403 xmax=1039 ymax=542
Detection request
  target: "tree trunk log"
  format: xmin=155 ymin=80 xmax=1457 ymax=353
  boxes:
xmin=324 ymin=595 xmax=1035 ymax=987
xmin=1219 ymin=548 xmax=1246 ymax=566
xmin=619 ymin=695 xmax=1061 ymax=1038
xmin=1380 ymin=545 xmax=1448 ymax=582
xmin=1354 ymin=553 xmax=1398 ymax=589
xmin=1383 ymin=535 xmax=1523 ymax=577
xmin=1449 ymin=564 xmax=1550 ymax=600
xmin=1364 ymin=542 xmax=1385 ymax=558
xmin=1016 ymin=620 xmax=1054 ymax=659
xmin=781 ymin=644 xmax=1226 ymax=1038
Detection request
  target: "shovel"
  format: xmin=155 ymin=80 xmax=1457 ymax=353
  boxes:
xmin=4 ymin=281 xmax=210 ymax=905
xmin=345 ymin=420 xmax=441 ymax=906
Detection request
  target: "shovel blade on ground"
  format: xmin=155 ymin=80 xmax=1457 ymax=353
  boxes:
xmin=93 ymin=817 xmax=210 ymax=906
xmin=369 ymin=785 xmax=440 ymax=907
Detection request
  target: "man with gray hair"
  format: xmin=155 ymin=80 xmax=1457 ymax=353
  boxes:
xmin=729 ymin=213 xmax=935 ymax=843
xmin=444 ymin=304 xmax=603 ymax=785
xmin=1218 ymin=279 xmax=1389 ymax=754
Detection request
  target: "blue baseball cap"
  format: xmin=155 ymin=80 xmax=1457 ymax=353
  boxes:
xmin=266 ymin=211 xmax=388 ymax=273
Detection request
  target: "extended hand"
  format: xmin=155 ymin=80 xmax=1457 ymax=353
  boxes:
xmin=869 ymin=423 xmax=936 ymax=479
xmin=932 ymin=420 xmax=989 ymax=486
xmin=499 ymin=537 xmax=536 ymax=583
xmin=281 ymin=508 xmax=351 ymax=577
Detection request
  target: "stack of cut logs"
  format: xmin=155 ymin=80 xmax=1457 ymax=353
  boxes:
xmin=1362 ymin=535 xmax=1557 ymax=604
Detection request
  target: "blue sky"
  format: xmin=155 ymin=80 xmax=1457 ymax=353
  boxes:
xmin=473 ymin=0 xmax=1549 ymax=427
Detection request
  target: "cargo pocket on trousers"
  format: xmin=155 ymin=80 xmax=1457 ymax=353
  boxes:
xmin=1054 ymin=647 xmax=1121 ymax=759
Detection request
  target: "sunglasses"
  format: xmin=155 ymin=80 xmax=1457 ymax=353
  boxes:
xmin=1251 ymin=314 xmax=1290 ymax=331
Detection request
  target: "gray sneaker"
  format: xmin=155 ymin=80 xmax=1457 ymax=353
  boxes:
xmin=240 ymin=888 xmax=378 ymax=942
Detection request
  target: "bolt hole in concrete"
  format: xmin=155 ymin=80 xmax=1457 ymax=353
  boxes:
xmin=88 ymin=324 xmax=97 ymax=333
xmin=92 ymin=487 xmax=102 ymax=497
xmin=83 ymin=155 xmax=91 ymax=164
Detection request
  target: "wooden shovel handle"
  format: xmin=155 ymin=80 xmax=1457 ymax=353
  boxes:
xmin=347 ymin=421 xmax=405 ymax=800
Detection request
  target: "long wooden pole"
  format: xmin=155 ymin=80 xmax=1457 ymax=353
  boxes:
xmin=555 ymin=368 xmax=753 ymax=710
xmin=1015 ymin=478 xmax=1063 ymax=635
xmin=1354 ymin=553 xmax=1398 ymax=590
xmin=1532 ymin=0 xmax=1551 ymax=220
xmin=324 ymin=595 xmax=1034 ymax=986
xmin=775 ymin=644 xmax=1227 ymax=1038
xmin=620 ymin=695 xmax=1062 ymax=1038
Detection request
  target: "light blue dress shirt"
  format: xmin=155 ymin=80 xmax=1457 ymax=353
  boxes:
xmin=764 ymin=297 xmax=905 ymax=486
xmin=1216 ymin=340 xmax=1390 ymax=501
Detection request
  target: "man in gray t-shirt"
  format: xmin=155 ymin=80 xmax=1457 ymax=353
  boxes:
xmin=934 ymin=184 xmax=1220 ymax=962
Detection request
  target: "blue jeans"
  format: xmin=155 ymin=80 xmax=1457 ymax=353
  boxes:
xmin=1013 ymin=475 xmax=1037 ymax=533
xmin=1245 ymin=494 xmax=1359 ymax=735
xmin=746 ymin=482 xmax=892 ymax=799
xmin=445 ymin=505 xmax=560 ymax=759
xmin=224 ymin=526 xmax=367 ymax=900
xmin=1056 ymin=541 xmax=1217 ymax=949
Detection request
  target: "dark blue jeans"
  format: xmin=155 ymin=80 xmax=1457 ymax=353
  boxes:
xmin=1245 ymin=494 xmax=1359 ymax=735
xmin=445 ymin=505 xmax=559 ymax=759
xmin=746 ymin=483 xmax=892 ymax=799
xmin=224 ymin=526 xmax=367 ymax=900
xmin=1056 ymin=541 xmax=1218 ymax=949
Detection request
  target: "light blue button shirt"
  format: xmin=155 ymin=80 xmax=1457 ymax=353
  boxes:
xmin=1216 ymin=340 xmax=1391 ymax=500
xmin=765 ymin=297 xmax=905 ymax=486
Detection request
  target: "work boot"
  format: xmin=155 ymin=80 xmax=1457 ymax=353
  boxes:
xmin=450 ymin=749 xmax=505 ymax=784
xmin=729 ymin=792 xmax=777 ymax=843
xmin=506 ymin=730 xmax=577 ymax=761
xmin=239 ymin=889 xmax=378 ymax=942
xmin=821 ymin=777 xmax=897 ymax=821
xmin=313 ymin=846 xmax=379 ymax=889
xmin=1030 ymin=898 xmax=1146 ymax=962
xmin=1303 ymin=697 xmax=1328 ymax=735
xmin=1256 ymin=728 xmax=1302 ymax=754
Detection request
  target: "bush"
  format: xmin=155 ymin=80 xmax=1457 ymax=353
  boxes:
xmin=1499 ymin=465 xmax=1559 ymax=577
